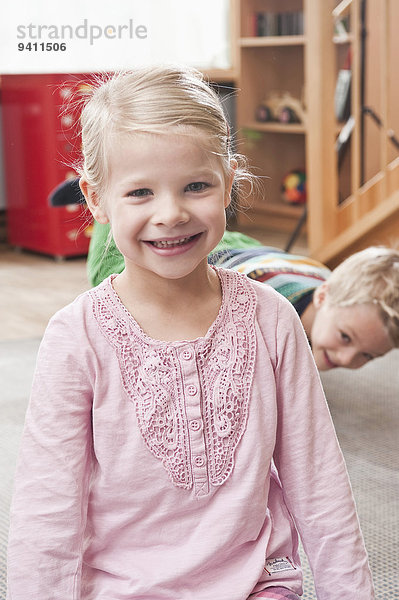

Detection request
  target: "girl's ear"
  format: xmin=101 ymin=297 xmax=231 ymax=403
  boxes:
xmin=79 ymin=178 xmax=109 ymax=225
xmin=313 ymin=282 xmax=329 ymax=309
xmin=224 ymin=159 xmax=237 ymax=209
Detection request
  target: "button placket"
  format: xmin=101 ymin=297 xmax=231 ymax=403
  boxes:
xmin=179 ymin=344 xmax=208 ymax=496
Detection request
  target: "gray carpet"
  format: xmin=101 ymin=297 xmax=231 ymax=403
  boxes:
xmin=320 ymin=355 xmax=399 ymax=599
xmin=0 ymin=339 xmax=398 ymax=599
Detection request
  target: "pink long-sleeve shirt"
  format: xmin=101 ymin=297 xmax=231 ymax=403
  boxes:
xmin=7 ymin=268 xmax=374 ymax=599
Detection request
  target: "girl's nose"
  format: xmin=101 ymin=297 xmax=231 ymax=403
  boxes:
xmin=152 ymin=195 xmax=189 ymax=227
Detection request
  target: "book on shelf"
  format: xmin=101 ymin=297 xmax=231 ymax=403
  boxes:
xmin=250 ymin=11 xmax=304 ymax=37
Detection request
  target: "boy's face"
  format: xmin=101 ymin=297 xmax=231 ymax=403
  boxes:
xmin=310 ymin=284 xmax=393 ymax=370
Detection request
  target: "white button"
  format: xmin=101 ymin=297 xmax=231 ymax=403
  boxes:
xmin=182 ymin=349 xmax=193 ymax=360
xmin=189 ymin=420 xmax=201 ymax=431
xmin=187 ymin=384 xmax=197 ymax=396
xmin=194 ymin=456 xmax=206 ymax=468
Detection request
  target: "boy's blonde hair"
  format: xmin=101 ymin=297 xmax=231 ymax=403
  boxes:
xmin=77 ymin=65 xmax=250 ymax=203
xmin=326 ymin=246 xmax=399 ymax=346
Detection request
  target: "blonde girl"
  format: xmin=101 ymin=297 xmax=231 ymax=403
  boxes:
xmin=7 ymin=66 xmax=374 ymax=600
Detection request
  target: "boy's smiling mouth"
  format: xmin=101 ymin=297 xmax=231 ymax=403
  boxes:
xmin=323 ymin=350 xmax=338 ymax=369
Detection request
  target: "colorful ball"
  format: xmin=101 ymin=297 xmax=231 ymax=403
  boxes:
xmin=281 ymin=169 xmax=306 ymax=204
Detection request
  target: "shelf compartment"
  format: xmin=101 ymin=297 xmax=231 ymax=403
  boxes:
xmin=237 ymin=201 xmax=305 ymax=233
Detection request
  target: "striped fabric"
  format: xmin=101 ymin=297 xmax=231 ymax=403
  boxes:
xmin=209 ymin=248 xmax=331 ymax=309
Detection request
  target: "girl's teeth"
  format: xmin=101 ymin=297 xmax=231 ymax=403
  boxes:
xmin=152 ymin=237 xmax=190 ymax=248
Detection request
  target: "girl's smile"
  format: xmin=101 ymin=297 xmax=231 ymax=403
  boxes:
xmin=142 ymin=232 xmax=203 ymax=254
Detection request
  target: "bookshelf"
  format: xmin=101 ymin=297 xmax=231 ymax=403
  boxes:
xmin=235 ymin=0 xmax=308 ymax=232
xmin=230 ymin=0 xmax=399 ymax=263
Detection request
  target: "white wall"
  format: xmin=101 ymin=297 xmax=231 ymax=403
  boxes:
xmin=0 ymin=0 xmax=231 ymax=74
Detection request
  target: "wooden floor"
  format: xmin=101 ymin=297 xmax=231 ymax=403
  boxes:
xmin=0 ymin=228 xmax=308 ymax=342
xmin=0 ymin=248 xmax=89 ymax=341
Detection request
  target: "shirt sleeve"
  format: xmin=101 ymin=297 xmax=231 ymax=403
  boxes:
xmin=7 ymin=308 xmax=94 ymax=600
xmin=272 ymin=296 xmax=375 ymax=599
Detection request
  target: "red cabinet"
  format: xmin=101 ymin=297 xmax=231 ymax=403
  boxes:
xmin=1 ymin=73 xmax=94 ymax=257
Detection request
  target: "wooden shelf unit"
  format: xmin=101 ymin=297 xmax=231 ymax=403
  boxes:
xmin=230 ymin=0 xmax=399 ymax=263
xmin=235 ymin=0 xmax=308 ymax=232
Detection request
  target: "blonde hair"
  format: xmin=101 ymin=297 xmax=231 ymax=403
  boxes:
xmin=77 ymin=65 xmax=251 ymax=205
xmin=326 ymin=246 xmax=399 ymax=346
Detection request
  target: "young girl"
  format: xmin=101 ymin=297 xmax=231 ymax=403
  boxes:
xmin=7 ymin=66 xmax=374 ymax=599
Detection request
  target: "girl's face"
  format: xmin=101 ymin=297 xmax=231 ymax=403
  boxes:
xmin=85 ymin=131 xmax=233 ymax=284
xmin=310 ymin=285 xmax=393 ymax=370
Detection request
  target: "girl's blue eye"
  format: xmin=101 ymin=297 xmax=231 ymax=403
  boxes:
xmin=340 ymin=331 xmax=351 ymax=343
xmin=186 ymin=182 xmax=209 ymax=192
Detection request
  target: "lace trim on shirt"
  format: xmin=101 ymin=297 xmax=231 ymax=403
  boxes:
xmin=90 ymin=269 xmax=257 ymax=492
